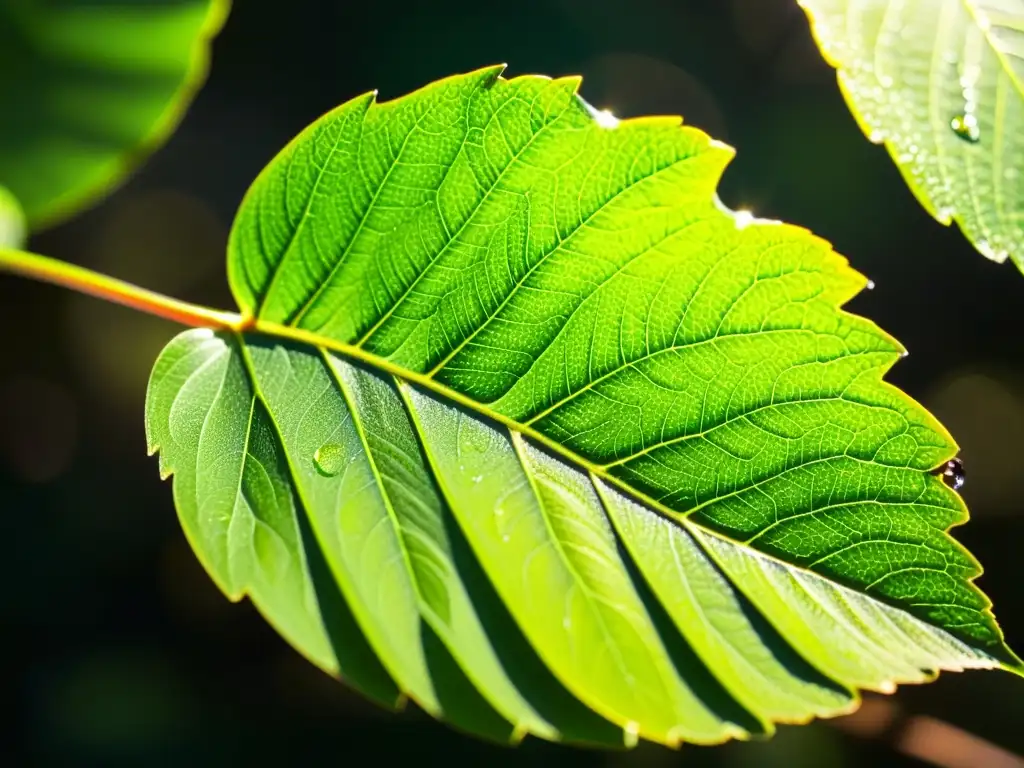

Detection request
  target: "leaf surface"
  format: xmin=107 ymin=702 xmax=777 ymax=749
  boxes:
xmin=147 ymin=67 xmax=1020 ymax=746
xmin=0 ymin=0 xmax=228 ymax=228
xmin=798 ymin=0 xmax=1024 ymax=269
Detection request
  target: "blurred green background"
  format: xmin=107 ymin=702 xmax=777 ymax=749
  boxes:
xmin=2 ymin=1 xmax=1023 ymax=765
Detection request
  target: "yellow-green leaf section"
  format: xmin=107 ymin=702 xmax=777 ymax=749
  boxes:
xmin=798 ymin=0 xmax=1024 ymax=269
xmin=145 ymin=67 xmax=1021 ymax=748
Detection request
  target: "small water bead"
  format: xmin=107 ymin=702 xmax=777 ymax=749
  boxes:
xmin=935 ymin=457 xmax=965 ymax=491
xmin=950 ymin=114 xmax=980 ymax=143
xmin=313 ymin=443 xmax=345 ymax=476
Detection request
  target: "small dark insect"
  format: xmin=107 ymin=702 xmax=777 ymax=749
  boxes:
xmin=934 ymin=457 xmax=965 ymax=491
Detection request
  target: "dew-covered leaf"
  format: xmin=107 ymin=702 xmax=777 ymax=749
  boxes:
xmin=0 ymin=0 xmax=228 ymax=229
xmin=146 ymin=67 xmax=1021 ymax=747
xmin=798 ymin=0 xmax=1024 ymax=269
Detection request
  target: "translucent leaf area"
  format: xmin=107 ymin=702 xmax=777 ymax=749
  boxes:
xmin=146 ymin=68 xmax=1020 ymax=747
xmin=798 ymin=0 xmax=1024 ymax=269
xmin=0 ymin=0 xmax=228 ymax=228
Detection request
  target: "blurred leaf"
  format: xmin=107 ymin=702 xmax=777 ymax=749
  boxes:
xmin=0 ymin=185 xmax=24 ymax=247
xmin=146 ymin=67 xmax=1021 ymax=748
xmin=0 ymin=0 xmax=229 ymax=229
xmin=798 ymin=0 xmax=1024 ymax=270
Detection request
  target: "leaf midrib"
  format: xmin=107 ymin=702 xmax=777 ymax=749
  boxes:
xmin=238 ymin=316 xmax=945 ymax=603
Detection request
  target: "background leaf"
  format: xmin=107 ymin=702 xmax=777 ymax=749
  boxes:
xmin=797 ymin=0 xmax=1024 ymax=270
xmin=0 ymin=0 xmax=228 ymax=229
xmin=0 ymin=185 xmax=24 ymax=248
xmin=147 ymin=68 xmax=1021 ymax=747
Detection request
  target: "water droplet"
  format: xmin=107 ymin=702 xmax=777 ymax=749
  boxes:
xmin=313 ymin=443 xmax=344 ymax=476
xmin=950 ymin=114 xmax=980 ymax=143
xmin=935 ymin=457 xmax=965 ymax=491
xmin=472 ymin=474 xmax=483 ymax=484
xmin=502 ymin=534 xmax=510 ymax=542
xmin=624 ymin=722 xmax=641 ymax=748
xmin=878 ymin=74 xmax=894 ymax=89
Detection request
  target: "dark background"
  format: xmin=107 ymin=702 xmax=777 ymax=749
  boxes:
xmin=3 ymin=0 xmax=1023 ymax=765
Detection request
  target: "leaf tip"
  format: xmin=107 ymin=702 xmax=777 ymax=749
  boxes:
xmin=477 ymin=63 xmax=507 ymax=88
xmin=707 ymin=136 xmax=737 ymax=156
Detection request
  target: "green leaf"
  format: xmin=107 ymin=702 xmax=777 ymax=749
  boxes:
xmin=797 ymin=0 xmax=1024 ymax=269
xmin=146 ymin=67 xmax=1021 ymax=747
xmin=0 ymin=185 xmax=25 ymax=248
xmin=0 ymin=0 xmax=229 ymax=229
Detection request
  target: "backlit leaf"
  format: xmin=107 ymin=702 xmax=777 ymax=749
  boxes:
xmin=146 ymin=67 xmax=1021 ymax=747
xmin=798 ymin=0 xmax=1024 ymax=269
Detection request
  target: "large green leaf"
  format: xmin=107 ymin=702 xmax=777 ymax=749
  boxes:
xmin=797 ymin=0 xmax=1024 ymax=269
xmin=0 ymin=185 xmax=24 ymax=248
xmin=146 ymin=67 xmax=1021 ymax=747
xmin=0 ymin=0 xmax=228 ymax=229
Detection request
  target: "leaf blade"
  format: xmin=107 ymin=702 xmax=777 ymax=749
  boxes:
xmin=227 ymin=67 xmax=1010 ymax=659
xmin=148 ymin=67 xmax=1020 ymax=746
xmin=403 ymin=383 xmax=751 ymax=745
xmin=145 ymin=329 xmax=403 ymax=709
xmin=798 ymin=0 xmax=1024 ymax=268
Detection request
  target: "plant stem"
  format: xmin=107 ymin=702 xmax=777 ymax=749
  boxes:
xmin=0 ymin=248 xmax=247 ymax=330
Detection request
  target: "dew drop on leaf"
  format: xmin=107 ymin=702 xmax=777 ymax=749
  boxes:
xmin=313 ymin=443 xmax=344 ymax=476
xmin=935 ymin=457 xmax=966 ymax=491
xmin=950 ymin=114 xmax=980 ymax=143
